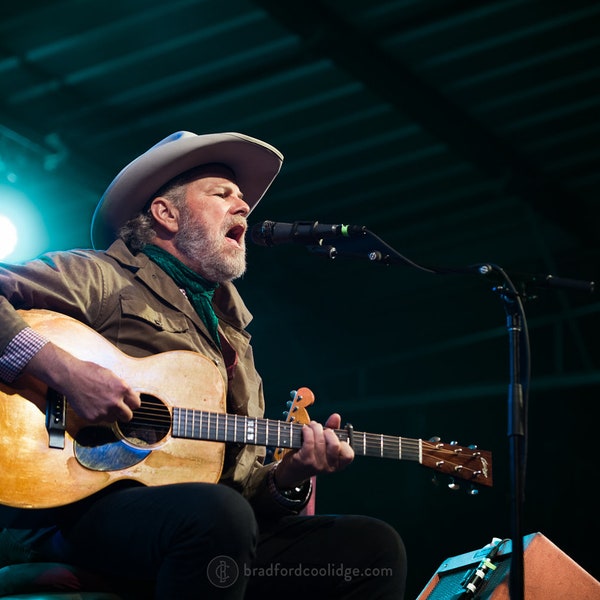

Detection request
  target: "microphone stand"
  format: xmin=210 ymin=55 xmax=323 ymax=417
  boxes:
xmin=488 ymin=273 xmax=528 ymax=600
xmin=305 ymin=228 xmax=594 ymax=600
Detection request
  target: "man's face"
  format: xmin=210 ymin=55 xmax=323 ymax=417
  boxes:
xmin=174 ymin=168 xmax=250 ymax=282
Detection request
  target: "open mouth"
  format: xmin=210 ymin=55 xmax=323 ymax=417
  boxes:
xmin=225 ymin=223 xmax=246 ymax=246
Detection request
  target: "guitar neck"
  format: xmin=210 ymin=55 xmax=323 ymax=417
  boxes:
xmin=172 ymin=408 xmax=421 ymax=463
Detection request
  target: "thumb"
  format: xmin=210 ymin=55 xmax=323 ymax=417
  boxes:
xmin=324 ymin=413 xmax=342 ymax=429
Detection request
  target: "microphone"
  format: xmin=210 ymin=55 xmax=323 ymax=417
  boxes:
xmin=250 ymin=220 xmax=367 ymax=247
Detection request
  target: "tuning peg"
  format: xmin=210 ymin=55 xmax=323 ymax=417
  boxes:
xmin=428 ymin=436 xmax=441 ymax=443
xmin=468 ymin=486 xmax=479 ymax=496
xmin=286 ymin=401 xmax=293 ymax=408
xmin=289 ymin=390 xmax=297 ymax=398
xmin=448 ymin=478 xmax=460 ymax=491
xmin=468 ymin=444 xmax=478 ymax=450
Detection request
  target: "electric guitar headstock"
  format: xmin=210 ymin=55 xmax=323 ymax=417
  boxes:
xmin=273 ymin=387 xmax=314 ymax=461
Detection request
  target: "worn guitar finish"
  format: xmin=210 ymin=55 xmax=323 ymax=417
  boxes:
xmin=0 ymin=310 xmax=492 ymax=509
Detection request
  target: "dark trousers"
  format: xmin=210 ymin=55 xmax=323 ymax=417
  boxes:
xmin=39 ymin=482 xmax=406 ymax=599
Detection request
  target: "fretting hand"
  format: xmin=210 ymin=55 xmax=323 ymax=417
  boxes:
xmin=274 ymin=412 xmax=354 ymax=489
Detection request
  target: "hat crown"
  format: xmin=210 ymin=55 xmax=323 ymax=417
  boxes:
xmin=149 ymin=131 xmax=196 ymax=151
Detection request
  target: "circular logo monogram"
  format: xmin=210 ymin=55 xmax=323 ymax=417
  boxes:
xmin=207 ymin=554 xmax=239 ymax=589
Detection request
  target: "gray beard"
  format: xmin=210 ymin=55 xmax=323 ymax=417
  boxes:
xmin=174 ymin=213 xmax=247 ymax=283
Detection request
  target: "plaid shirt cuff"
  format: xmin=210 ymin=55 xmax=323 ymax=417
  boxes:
xmin=0 ymin=327 xmax=49 ymax=383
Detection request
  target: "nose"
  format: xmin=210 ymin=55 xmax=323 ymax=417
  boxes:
xmin=233 ymin=194 xmax=250 ymax=216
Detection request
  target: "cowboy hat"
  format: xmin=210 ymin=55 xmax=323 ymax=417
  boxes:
xmin=91 ymin=131 xmax=284 ymax=249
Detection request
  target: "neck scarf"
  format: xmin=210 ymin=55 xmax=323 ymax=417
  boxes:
xmin=142 ymin=244 xmax=221 ymax=347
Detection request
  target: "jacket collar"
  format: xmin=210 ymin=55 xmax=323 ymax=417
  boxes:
xmin=104 ymin=239 xmax=254 ymax=331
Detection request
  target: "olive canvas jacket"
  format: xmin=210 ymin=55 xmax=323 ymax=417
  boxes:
xmin=0 ymin=239 xmax=299 ymax=530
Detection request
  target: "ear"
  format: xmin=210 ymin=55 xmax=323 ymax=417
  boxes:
xmin=149 ymin=197 xmax=180 ymax=233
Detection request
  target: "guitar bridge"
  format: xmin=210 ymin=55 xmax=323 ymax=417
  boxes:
xmin=46 ymin=388 xmax=67 ymax=449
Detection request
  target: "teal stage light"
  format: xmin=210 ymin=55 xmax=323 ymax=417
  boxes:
xmin=0 ymin=214 xmax=18 ymax=259
xmin=0 ymin=184 xmax=49 ymax=262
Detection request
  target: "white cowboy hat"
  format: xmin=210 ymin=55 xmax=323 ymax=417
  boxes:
xmin=91 ymin=131 xmax=284 ymax=249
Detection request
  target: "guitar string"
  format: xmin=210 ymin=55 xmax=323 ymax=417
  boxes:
xmin=130 ymin=406 xmax=476 ymax=456
xmin=125 ymin=406 xmax=486 ymax=477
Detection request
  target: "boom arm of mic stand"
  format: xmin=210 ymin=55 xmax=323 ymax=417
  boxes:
xmin=306 ymin=229 xmax=443 ymax=274
xmin=308 ymin=230 xmax=596 ymax=295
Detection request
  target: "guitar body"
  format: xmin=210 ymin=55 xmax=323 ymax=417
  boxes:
xmin=0 ymin=310 xmax=227 ymax=509
xmin=0 ymin=310 xmax=493 ymax=510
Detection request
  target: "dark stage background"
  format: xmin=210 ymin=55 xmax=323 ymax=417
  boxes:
xmin=1 ymin=2 xmax=599 ymax=597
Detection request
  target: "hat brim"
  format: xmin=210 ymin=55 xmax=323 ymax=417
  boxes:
xmin=91 ymin=131 xmax=283 ymax=249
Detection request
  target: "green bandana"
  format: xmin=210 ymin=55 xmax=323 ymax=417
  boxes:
xmin=141 ymin=244 xmax=221 ymax=347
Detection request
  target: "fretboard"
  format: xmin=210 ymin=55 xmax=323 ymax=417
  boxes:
xmin=172 ymin=408 xmax=422 ymax=463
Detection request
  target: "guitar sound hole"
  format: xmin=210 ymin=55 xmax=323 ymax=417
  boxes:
xmin=118 ymin=394 xmax=171 ymax=447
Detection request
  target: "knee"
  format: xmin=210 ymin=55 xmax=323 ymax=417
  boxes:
xmin=372 ymin=519 xmax=406 ymax=567
xmin=174 ymin=483 xmax=258 ymax=552
xmin=206 ymin=484 xmax=257 ymax=539
xmin=338 ymin=515 xmax=407 ymax=575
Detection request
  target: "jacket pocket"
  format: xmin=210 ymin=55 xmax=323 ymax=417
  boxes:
xmin=120 ymin=295 xmax=189 ymax=333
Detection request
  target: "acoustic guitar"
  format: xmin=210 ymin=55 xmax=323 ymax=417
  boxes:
xmin=0 ymin=310 xmax=492 ymax=509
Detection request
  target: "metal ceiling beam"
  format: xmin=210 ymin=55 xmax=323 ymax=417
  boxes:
xmin=252 ymin=0 xmax=596 ymax=247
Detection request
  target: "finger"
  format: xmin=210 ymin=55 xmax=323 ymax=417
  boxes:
xmin=306 ymin=421 xmax=325 ymax=445
xmin=322 ymin=428 xmax=354 ymax=466
xmin=313 ymin=424 xmax=329 ymax=462
xmin=123 ymin=389 xmax=142 ymax=410
xmin=300 ymin=423 xmax=315 ymax=452
xmin=324 ymin=413 xmax=342 ymax=429
xmin=338 ymin=440 xmax=355 ymax=464
xmin=117 ymin=403 xmax=135 ymax=423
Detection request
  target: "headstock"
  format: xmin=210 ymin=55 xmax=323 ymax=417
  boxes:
xmin=421 ymin=437 xmax=493 ymax=492
xmin=273 ymin=387 xmax=314 ymax=461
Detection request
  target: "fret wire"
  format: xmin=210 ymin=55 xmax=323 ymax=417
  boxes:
xmin=254 ymin=415 xmax=260 ymax=445
xmin=173 ymin=407 xmax=179 ymax=436
xmin=225 ymin=414 xmax=233 ymax=443
xmin=218 ymin=413 xmax=224 ymax=441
